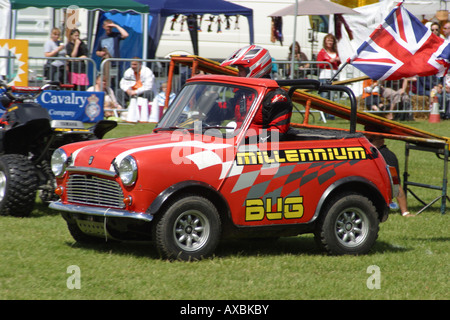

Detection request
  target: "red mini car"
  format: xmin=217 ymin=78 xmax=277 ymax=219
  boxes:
xmin=50 ymin=75 xmax=398 ymax=260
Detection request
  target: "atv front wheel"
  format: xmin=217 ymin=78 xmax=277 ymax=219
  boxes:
xmin=0 ymin=154 xmax=38 ymax=217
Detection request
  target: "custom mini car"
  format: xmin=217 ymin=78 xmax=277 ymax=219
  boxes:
xmin=49 ymin=75 xmax=399 ymax=260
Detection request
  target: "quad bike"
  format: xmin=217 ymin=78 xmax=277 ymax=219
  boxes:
xmin=0 ymin=81 xmax=117 ymax=217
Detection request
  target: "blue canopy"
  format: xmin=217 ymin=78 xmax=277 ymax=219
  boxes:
xmin=135 ymin=0 xmax=254 ymax=58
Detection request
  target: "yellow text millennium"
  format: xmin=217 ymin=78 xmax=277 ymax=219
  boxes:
xmin=236 ymin=146 xmax=367 ymax=165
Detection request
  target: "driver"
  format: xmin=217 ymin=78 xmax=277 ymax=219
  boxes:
xmin=220 ymin=45 xmax=292 ymax=135
xmin=221 ymin=45 xmax=272 ymax=79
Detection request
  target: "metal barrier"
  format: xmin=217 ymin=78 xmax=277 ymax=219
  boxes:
xmin=273 ymin=61 xmax=338 ymax=123
xmin=273 ymin=59 xmax=445 ymax=120
xmin=29 ymin=56 xmax=98 ymax=89
xmin=4 ymin=55 xmax=445 ymax=121
xmin=275 ymin=60 xmax=358 ymax=106
xmin=273 ymin=60 xmax=332 ymax=81
xmin=98 ymin=57 xmax=179 ymax=96
xmin=0 ymin=55 xmax=181 ymax=121
xmin=95 ymin=57 xmax=185 ymax=120
xmin=404 ymin=142 xmax=449 ymax=215
xmin=356 ymin=76 xmax=444 ymax=120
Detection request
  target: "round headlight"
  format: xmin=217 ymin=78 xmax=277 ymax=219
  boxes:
xmin=119 ymin=155 xmax=138 ymax=186
xmin=51 ymin=148 xmax=68 ymax=177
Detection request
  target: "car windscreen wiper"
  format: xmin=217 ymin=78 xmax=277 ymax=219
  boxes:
xmin=153 ymin=126 xmax=186 ymax=132
xmin=202 ymin=125 xmax=236 ymax=131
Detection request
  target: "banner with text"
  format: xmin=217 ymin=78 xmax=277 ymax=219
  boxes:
xmin=36 ymin=90 xmax=104 ymax=123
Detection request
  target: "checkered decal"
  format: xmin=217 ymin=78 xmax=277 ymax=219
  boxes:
xmin=230 ymin=159 xmax=361 ymax=207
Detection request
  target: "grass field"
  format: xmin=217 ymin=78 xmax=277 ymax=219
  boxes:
xmin=0 ymin=118 xmax=448 ymax=300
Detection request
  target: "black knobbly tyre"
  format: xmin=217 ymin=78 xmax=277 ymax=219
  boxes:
xmin=0 ymin=154 xmax=38 ymax=217
xmin=314 ymin=193 xmax=379 ymax=255
xmin=153 ymin=194 xmax=221 ymax=261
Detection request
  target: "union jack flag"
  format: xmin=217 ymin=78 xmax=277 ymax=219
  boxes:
xmin=348 ymin=2 xmax=450 ymax=80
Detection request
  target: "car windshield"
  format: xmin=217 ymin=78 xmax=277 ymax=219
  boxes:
xmin=156 ymin=82 xmax=257 ymax=134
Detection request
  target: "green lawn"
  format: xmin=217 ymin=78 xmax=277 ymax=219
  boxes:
xmin=0 ymin=119 xmax=448 ymax=300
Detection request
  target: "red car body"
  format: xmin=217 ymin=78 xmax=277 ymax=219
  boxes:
xmin=50 ymin=75 xmax=396 ymax=260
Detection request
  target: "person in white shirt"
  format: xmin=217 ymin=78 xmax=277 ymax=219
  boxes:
xmin=116 ymin=57 xmax=155 ymax=106
xmin=43 ymin=27 xmax=66 ymax=83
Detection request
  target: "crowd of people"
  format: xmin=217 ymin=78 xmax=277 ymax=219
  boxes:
xmin=284 ymin=24 xmax=450 ymax=121
xmin=43 ymin=22 xmax=164 ymax=122
xmin=43 ymin=18 xmax=450 ymax=123
xmin=359 ymin=21 xmax=450 ymax=121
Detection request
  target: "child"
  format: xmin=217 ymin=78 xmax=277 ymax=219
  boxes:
xmin=149 ymin=82 xmax=175 ymax=122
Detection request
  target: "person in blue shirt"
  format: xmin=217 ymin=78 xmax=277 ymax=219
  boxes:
xmin=95 ymin=19 xmax=129 ymax=88
xmin=95 ymin=19 xmax=129 ymax=60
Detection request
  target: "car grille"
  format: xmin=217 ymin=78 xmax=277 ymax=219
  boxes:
xmin=67 ymin=174 xmax=125 ymax=208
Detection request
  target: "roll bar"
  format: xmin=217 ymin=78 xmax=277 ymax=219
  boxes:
xmin=277 ymin=79 xmax=357 ymax=134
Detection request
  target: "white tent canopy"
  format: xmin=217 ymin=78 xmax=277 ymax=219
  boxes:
xmin=403 ymin=0 xmax=450 ymax=18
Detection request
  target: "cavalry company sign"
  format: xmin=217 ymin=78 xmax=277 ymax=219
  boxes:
xmin=37 ymin=90 xmax=104 ymax=123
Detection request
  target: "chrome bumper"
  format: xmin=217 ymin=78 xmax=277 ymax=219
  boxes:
xmin=49 ymin=201 xmax=153 ymax=222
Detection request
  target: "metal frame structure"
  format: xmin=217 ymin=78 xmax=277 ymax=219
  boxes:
xmin=404 ymin=142 xmax=449 ymax=215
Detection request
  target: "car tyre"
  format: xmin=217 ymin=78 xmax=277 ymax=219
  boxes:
xmin=314 ymin=193 xmax=379 ymax=255
xmin=153 ymin=194 xmax=221 ymax=261
xmin=0 ymin=154 xmax=38 ymax=217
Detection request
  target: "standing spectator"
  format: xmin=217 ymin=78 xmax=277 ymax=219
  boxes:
xmin=417 ymin=22 xmax=442 ymax=105
xmin=430 ymin=22 xmax=443 ymax=38
xmin=317 ymin=34 xmax=340 ymax=89
xmin=365 ymin=127 xmax=413 ymax=217
xmin=317 ymin=33 xmax=340 ymax=118
xmin=116 ymin=57 xmax=155 ymax=107
xmin=443 ymin=22 xmax=450 ymax=41
xmin=286 ymin=41 xmax=310 ymax=78
xmin=95 ymin=19 xmax=129 ymax=88
xmin=66 ymin=28 xmax=89 ymax=91
xmin=43 ymin=27 xmax=66 ymax=83
xmin=440 ymin=76 xmax=450 ymax=119
xmin=95 ymin=19 xmax=129 ymax=59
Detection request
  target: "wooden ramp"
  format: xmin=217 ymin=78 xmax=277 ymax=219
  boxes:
xmin=166 ymin=55 xmax=449 ymax=150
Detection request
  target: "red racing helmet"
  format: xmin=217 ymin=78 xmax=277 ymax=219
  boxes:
xmin=221 ymin=45 xmax=272 ymax=78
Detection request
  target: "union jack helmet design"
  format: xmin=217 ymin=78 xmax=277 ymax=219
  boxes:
xmin=221 ymin=45 xmax=272 ymax=78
